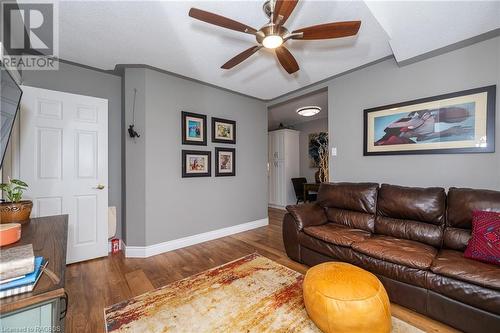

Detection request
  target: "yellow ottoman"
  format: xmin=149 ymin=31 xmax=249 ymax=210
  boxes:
xmin=303 ymin=262 xmax=391 ymax=333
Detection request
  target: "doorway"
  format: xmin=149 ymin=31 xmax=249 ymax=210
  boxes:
xmin=267 ymin=88 xmax=329 ymax=208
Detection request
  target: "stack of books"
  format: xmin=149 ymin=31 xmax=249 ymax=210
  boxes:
xmin=0 ymin=244 xmax=47 ymax=298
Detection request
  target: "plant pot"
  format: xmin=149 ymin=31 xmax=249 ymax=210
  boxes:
xmin=0 ymin=200 xmax=33 ymax=224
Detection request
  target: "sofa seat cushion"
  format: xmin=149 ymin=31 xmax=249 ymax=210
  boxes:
xmin=430 ymin=249 xmax=500 ymax=290
xmin=352 ymin=236 xmax=437 ymax=270
xmin=427 ymin=272 xmax=500 ymax=315
xmin=303 ymin=223 xmax=371 ymax=247
xmin=298 ymin=232 xmax=359 ymax=265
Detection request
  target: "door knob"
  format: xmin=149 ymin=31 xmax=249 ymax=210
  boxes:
xmin=94 ymin=184 xmax=105 ymax=190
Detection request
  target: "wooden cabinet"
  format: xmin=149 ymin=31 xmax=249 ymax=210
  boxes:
xmin=268 ymin=129 xmax=300 ymax=208
xmin=0 ymin=215 xmax=68 ymax=332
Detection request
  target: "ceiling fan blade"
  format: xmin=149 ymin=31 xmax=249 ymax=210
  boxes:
xmin=189 ymin=8 xmax=257 ymax=35
xmin=273 ymin=0 xmax=298 ymax=25
xmin=275 ymin=46 xmax=299 ymax=74
xmin=292 ymin=21 xmax=361 ymax=40
xmin=221 ymin=46 xmax=262 ymax=69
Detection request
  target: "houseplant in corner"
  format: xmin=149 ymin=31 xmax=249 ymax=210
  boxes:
xmin=309 ymin=132 xmax=329 ymax=183
xmin=0 ymin=178 xmax=32 ymax=224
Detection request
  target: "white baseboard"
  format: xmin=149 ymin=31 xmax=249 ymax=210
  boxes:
xmin=124 ymin=217 xmax=269 ymax=258
xmin=268 ymin=204 xmax=286 ymax=210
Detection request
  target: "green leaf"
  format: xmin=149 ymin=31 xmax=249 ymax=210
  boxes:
xmin=11 ymin=186 xmax=27 ymax=193
xmin=11 ymin=190 xmax=22 ymax=202
xmin=11 ymin=179 xmax=28 ymax=187
xmin=0 ymin=184 xmax=8 ymax=191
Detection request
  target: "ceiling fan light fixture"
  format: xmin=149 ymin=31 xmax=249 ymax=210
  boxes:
xmin=262 ymin=35 xmax=283 ymax=49
xmin=296 ymin=106 xmax=321 ymax=117
xmin=188 ymin=3 xmax=362 ymax=75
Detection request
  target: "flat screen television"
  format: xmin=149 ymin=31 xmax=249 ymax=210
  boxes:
xmin=0 ymin=65 xmax=23 ymax=169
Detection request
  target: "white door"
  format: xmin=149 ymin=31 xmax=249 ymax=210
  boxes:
xmin=19 ymin=85 xmax=108 ymax=264
xmin=268 ymin=133 xmax=274 ymax=205
xmin=276 ymin=160 xmax=285 ymax=206
xmin=275 ymin=132 xmax=284 ymax=160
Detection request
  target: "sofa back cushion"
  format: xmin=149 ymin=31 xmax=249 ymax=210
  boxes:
xmin=375 ymin=184 xmax=446 ymax=247
xmin=317 ymin=182 xmax=378 ymax=232
xmin=445 ymin=187 xmax=500 ymax=251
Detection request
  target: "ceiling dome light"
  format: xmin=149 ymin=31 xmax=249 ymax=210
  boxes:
xmin=262 ymin=35 xmax=283 ymax=49
xmin=296 ymin=106 xmax=321 ymax=117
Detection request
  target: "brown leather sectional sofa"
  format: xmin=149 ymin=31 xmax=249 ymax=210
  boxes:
xmin=283 ymin=182 xmax=500 ymax=333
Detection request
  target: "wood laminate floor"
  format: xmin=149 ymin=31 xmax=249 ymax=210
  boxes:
xmin=65 ymin=208 xmax=459 ymax=333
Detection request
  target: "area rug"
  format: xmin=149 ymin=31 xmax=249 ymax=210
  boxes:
xmin=105 ymin=253 xmax=423 ymax=333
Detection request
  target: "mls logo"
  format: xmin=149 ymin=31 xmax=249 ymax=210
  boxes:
xmin=2 ymin=2 xmax=54 ymax=55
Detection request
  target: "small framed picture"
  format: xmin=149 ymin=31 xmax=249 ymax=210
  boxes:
xmin=212 ymin=117 xmax=236 ymax=144
xmin=215 ymin=147 xmax=235 ymax=177
xmin=182 ymin=150 xmax=211 ymax=177
xmin=182 ymin=111 xmax=207 ymax=145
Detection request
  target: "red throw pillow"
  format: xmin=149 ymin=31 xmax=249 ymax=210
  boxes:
xmin=464 ymin=210 xmax=500 ymax=266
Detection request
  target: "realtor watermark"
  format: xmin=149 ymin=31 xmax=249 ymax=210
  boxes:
xmin=1 ymin=1 xmax=59 ymax=70
xmin=0 ymin=326 xmax=61 ymax=332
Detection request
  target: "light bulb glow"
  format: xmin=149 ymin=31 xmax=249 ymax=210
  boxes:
xmin=296 ymin=106 xmax=321 ymax=117
xmin=262 ymin=35 xmax=283 ymax=49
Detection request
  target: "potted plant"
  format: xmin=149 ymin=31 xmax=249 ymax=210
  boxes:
xmin=309 ymin=133 xmax=329 ymax=183
xmin=0 ymin=178 xmax=32 ymax=224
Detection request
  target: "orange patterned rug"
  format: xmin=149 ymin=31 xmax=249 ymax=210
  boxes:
xmin=104 ymin=253 xmax=422 ymax=333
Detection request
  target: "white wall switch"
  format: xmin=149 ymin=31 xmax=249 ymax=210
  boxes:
xmin=331 ymin=147 xmax=337 ymax=156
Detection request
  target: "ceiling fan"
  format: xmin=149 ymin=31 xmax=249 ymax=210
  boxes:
xmin=188 ymin=0 xmax=361 ymax=74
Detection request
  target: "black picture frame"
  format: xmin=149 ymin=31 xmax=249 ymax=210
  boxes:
xmin=182 ymin=111 xmax=207 ymax=146
xmin=215 ymin=147 xmax=236 ymax=177
xmin=182 ymin=150 xmax=211 ymax=178
xmin=363 ymin=85 xmax=496 ymax=156
xmin=212 ymin=117 xmax=236 ymax=144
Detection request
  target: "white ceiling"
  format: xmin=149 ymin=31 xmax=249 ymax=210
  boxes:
xmin=268 ymin=89 xmax=327 ymax=130
xmin=365 ymin=1 xmax=500 ymax=63
xmin=53 ymin=1 xmax=500 ymax=100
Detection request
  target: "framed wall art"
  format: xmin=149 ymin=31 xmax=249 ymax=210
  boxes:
xmin=212 ymin=117 xmax=236 ymax=144
xmin=182 ymin=111 xmax=207 ymax=145
xmin=182 ymin=150 xmax=211 ymax=177
xmin=215 ymin=147 xmax=235 ymax=177
xmin=364 ymin=85 xmax=496 ymax=155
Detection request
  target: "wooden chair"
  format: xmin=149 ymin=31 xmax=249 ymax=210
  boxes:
xmin=291 ymin=178 xmax=317 ymax=204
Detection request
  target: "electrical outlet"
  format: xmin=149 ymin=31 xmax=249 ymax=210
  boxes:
xmin=331 ymin=147 xmax=337 ymax=156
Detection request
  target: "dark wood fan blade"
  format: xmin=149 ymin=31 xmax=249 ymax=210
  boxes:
xmin=273 ymin=0 xmax=298 ymax=25
xmin=292 ymin=21 xmax=361 ymax=40
xmin=189 ymin=8 xmax=257 ymax=35
xmin=275 ymin=46 xmax=299 ymax=74
xmin=221 ymin=46 xmax=262 ymax=69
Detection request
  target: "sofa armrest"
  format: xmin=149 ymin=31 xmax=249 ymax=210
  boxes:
xmin=285 ymin=203 xmax=327 ymax=231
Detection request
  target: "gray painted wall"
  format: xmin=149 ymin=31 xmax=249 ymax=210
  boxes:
xmin=293 ymin=118 xmax=328 ymax=183
xmin=123 ymin=68 xmax=146 ymax=246
xmin=269 ymin=36 xmax=500 ymax=190
xmin=124 ymin=68 xmax=268 ymax=246
xmin=329 ymin=36 xmax=500 ymax=189
xmin=21 ymin=61 xmax=124 ymax=238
